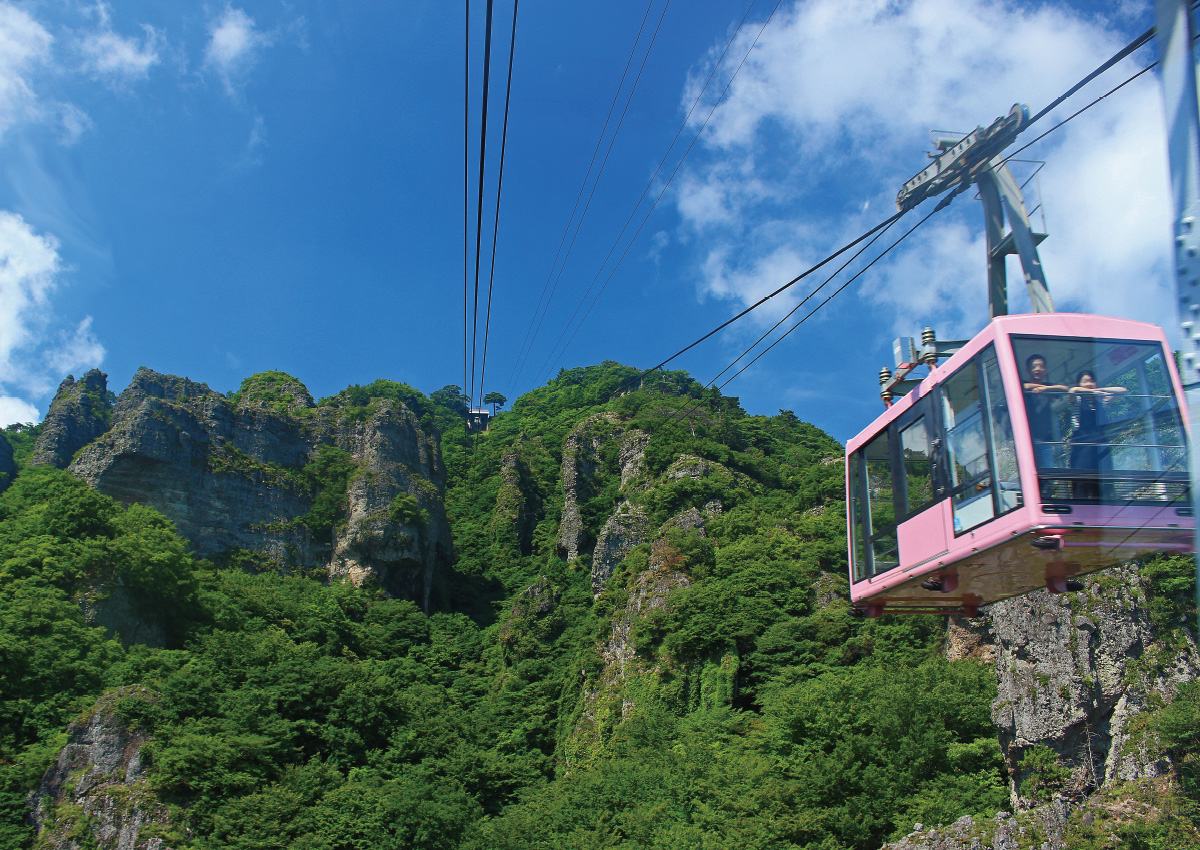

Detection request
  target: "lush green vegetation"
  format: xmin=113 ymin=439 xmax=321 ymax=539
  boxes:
xmin=231 ymin=370 xmax=313 ymax=415
xmin=2 ymin=363 xmax=1197 ymax=848
xmin=4 ymin=421 xmax=44 ymax=470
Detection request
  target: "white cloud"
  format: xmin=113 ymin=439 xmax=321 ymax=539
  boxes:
xmin=204 ymin=6 xmax=271 ymax=96
xmin=56 ymin=102 xmax=93 ymax=144
xmin=0 ymin=396 xmax=39 ymax=427
xmin=0 ymin=3 xmax=53 ymax=138
xmin=0 ymin=211 xmax=104 ymax=407
xmin=674 ymin=0 xmax=1173 ymax=346
xmin=47 ymin=316 xmax=105 ymax=375
xmin=79 ymin=24 xmax=162 ymax=84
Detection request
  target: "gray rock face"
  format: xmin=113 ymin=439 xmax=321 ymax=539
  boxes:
xmin=328 ymin=402 xmax=451 ymax=609
xmin=618 ymin=429 xmax=649 ymax=490
xmin=68 ymin=368 xmax=450 ymax=606
xmin=30 ymin=369 xmax=112 ymax=469
xmin=881 ymin=804 xmax=1071 ymax=850
xmin=556 ymin=414 xmax=620 ymax=561
xmin=592 ymin=504 xmax=650 ymax=595
xmin=29 ymin=686 xmax=171 ymax=850
xmin=981 ymin=564 xmax=1199 ymax=806
xmin=492 ymin=448 xmax=539 ymax=556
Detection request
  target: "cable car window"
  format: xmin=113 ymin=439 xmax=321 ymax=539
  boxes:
xmin=899 ymin=416 xmax=934 ymax=515
xmin=1012 ymin=335 xmax=1187 ymax=505
xmin=941 ymin=358 xmax=994 ymax=533
xmin=983 ymin=347 xmax=1021 ymax=513
xmin=862 ymin=429 xmax=898 ymax=574
xmin=849 ymin=454 xmax=869 ymax=582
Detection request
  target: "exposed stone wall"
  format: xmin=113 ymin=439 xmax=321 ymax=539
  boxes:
xmin=556 ymin=414 xmax=621 ymax=561
xmin=30 ymin=370 xmax=113 ymax=469
xmin=29 ymin=686 xmax=172 ymax=850
xmin=958 ymin=563 xmax=1200 ymax=807
xmin=66 ymin=368 xmax=450 ymax=606
xmin=591 ymin=504 xmax=650 ymax=595
xmin=491 ymin=447 xmax=539 ymax=556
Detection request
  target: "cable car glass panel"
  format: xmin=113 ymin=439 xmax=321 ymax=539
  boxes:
xmin=941 ymin=356 xmax=994 ymax=533
xmin=1011 ymin=335 xmax=1187 ymax=505
xmin=849 ymin=453 xmax=868 ymax=582
xmin=863 ymin=429 xmax=898 ymax=575
xmin=982 ymin=347 xmax=1022 ymax=513
xmin=899 ymin=415 xmax=935 ymax=515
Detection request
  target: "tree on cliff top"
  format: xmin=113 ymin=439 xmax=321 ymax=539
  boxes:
xmin=483 ymin=392 xmax=506 ymax=415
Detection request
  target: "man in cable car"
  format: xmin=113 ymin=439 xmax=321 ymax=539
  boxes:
xmin=1022 ymin=353 xmax=1069 ymax=469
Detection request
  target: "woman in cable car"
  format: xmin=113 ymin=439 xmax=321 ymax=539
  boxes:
xmin=845 ymin=313 xmax=1192 ymax=617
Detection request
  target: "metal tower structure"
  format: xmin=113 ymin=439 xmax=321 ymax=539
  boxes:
xmin=1154 ymin=0 xmax=1200 ymax=618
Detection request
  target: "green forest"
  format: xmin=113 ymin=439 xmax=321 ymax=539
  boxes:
xmin=1 ymin=363 xmax=1197 ymax=849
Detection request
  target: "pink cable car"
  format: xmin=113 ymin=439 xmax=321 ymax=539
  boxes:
xmin=846 ymin=313 xmax=1193 ymax=617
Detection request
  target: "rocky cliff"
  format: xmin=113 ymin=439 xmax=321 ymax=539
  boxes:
xmin=952 ymin=563 xmax=1200 ymax=807
xmin=61 ymin=368 xmax=450 ymax=606
xmin=28 ymin=687 xmax=172 ymax=850
xmin=892 ymin=556 xmax=1200 ymax=848
xmin=29 ymin=369 xmax=113 ymax=469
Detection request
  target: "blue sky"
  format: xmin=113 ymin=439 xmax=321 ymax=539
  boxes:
xmin=0 ymin=0 xmax=1175 ymax=443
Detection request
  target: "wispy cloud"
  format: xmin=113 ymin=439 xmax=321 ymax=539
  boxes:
xmin=0 ymin=211 xmax=105 ymax=413
xmin=204 ymin=6 xmax=271 ymax=97
xmin=675 ymin=0 xmax=1169 ymax=345
xmin=0 ymin=2 xmax=53 ymax=138
xmin=79 ymin=23 xmax=162 ymax=85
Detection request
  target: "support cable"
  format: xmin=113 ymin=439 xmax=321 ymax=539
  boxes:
xmin=1001 ymin=62 xmax=1158 ymax=166
xmin=537 ymin=0 xmax=784 ymax=382
xmin=708 ymin=217 xmax=899 ymax=388
xmin=469 ymin=0 xmax=497 ymax=408
xmin=607 ymin=208 xmax=907 ymax=399
xmin=716 ymin=203 xmax=941 ymax=391
xmin=648 ymin=198 xmax=946 ymax=433
xmin=517 ymin=0 xmax=675 ymax=383
xmin=1025 ymin=26 xmax=1155 ymax=130
xmin=478 ymin=0 xmax=519 ymax=405
xmin=507 ymin=0 xmax=661 ymax=388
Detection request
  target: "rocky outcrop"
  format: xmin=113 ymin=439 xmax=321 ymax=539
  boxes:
xmin=591 ymin=504 xmax=650 ymax=595
xmin=491 ymin=448 xmax=539 ymax=556
xmin=67 ymin=368 xmax=450 ymax=606
xmin=882 ymin=804 xmax=1071 ymax=850
xmin=327 ymin=402 xmax=451 ymax=609
xmin=29 ymin=686 xmax=172 ymax=850
xmin=973 ymin=563 xmax=1199 ymax=806
xmin=498 ymin=576 xmax=562 ymax=660
xmin=29 ymin=370 xmax=112 ymax=468
xmin=618 ymin=429 xmax=649 ymax=491
xmin=881 ymin=780 xmax=1198 ymax=850
xmin=575 ymin=542 xmax=693 ymax=747
xmin=556 ymin=414 xmax=621 ymax=561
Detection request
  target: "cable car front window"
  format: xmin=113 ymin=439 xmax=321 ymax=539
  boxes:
xmin=1011 ymin=335 xmax=1187 ymax=505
